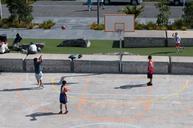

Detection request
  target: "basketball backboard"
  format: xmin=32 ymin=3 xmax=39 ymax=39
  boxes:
xmin=104 ymin=14 xmax=135 ymax=32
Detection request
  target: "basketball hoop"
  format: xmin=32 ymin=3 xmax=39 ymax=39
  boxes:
xmin=104 ymin=14 xmax=134 ymax=49
xmin=116 ymin=29 xmax=123 ymax=36
xmin=115 ymin=24 xmax=124 ymax=49
xmin=104 ymin=14 xmax=135 ymax=72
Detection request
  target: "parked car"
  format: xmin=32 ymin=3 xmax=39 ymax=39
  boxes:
xmin=169 ymin=0 xmax=191 ymax=6
xmin=104 ymin=0 xmax=143 ymax=5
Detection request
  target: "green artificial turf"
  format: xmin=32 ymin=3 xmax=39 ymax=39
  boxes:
xmin=7 ymin=39 xmax=193 ymax=56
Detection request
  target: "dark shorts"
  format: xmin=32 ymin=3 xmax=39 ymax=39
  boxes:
xmin=176 ymin=43 xmax=181 ymax=48
xmin=60 ymin=93 xmax=67 ymax=104
xmin=147 ymin=73 xmax=153 ymax=79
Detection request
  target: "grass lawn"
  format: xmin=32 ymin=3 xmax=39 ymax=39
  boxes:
xmin=8 ymin=39 xmax=193 ymax=56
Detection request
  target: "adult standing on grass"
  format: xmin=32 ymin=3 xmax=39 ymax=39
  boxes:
xmin=34 ymin=55 xmax=44 ymax=88
xmin=172 ymin=32 xmax=183 ymax=52
xmin=147 ymin=55 xmax=154 ymax=86
xmin=59 ymin=80 xmax=69 ymax=114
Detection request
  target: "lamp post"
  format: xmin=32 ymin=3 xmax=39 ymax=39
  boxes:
xmin=97 ymin=0 xmax=100 ymax=24
xmin=0 ymin=0 xmax=2 ymax=19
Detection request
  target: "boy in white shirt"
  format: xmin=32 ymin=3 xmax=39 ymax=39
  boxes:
xmin=0 ymin=42 xmax=9 ymax=54
xmin=172 ymin=32 xmax=183 ymax=52
xmin=28 ymin=42 xmax=38 ymax=54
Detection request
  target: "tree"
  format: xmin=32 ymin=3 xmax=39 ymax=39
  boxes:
xmin=6 ymin=0 xmax=33 ymax=23
xmin=121 ymin=5 xmax=144 ymax=19
xmin=156 ymin=0 xmax=170 ymax=26
xmin=182 ymin=1 xmax=193 ymax=28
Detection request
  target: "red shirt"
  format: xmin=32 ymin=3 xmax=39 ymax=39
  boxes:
xmin=148 ymin=60 xmax=154 ymax=74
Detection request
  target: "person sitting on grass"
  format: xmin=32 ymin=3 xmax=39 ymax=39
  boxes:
xmin=59 ymin=80 xmax=69 ymax=114
xmin=12 ymin=33 xmax=22 ymax=51
xmin=28 ymin=42 xmax=38 ymax=54
xmin=0 ymin=41 xmax=9 ymax=54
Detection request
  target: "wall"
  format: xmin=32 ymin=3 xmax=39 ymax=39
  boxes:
xmin=1 ymin=53 xmax=193 ymax=74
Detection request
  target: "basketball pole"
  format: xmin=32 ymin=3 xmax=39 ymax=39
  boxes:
xmin=119 ymin=31 xmax=122 ymax=49
xmin=97 ymin=0 xmax=100 ymax=24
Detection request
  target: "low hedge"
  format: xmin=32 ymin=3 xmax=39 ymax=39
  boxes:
xmin=0 ymin=19 xmax=55 ymax=29
xmin=90 ymin=21 xmax=188 ymax=31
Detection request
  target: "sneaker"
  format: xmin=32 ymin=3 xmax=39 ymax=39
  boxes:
xmin=147 ymin=82 xmax=152 ymax=86
xmin=39 ymin=84 xmax=44 ymax=88
xmin=64 ymin=111 xmax=68 ymax=114
xmin=58 ymin=111 xmax=62 ymax=114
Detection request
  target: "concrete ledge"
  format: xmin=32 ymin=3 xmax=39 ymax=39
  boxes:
xmin=124 ymin=30 xmax=166 ymax=48
xmin=122 ymin=55 xmax=169 ymax=74
xmin=171 ymin=56 xmax=193 ymax=74
xmin=1 ymin=53 xmax=193 ymax=74
xmin=124 ymin=30 xmax=193 ymax=48
xmin=124 ymin=37 xmax=166 ymax=48
xmin=167 ymin=31 xmax=193 ymax=47
xmin=25 ymin=54 xmax=71 ymax=73
xmin=0 ymin=53 xmax=26 ymax=72
xmin=74 ymin=55 xmax=120 ymax=73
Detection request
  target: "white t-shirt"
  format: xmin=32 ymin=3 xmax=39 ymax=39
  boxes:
xmin=29 ymin=44 xmax=37 ymax=52
xmin=175 ymin=35 xmax=181 ymax=44
xmin=0 ymin=42 xmax=8 ymax=53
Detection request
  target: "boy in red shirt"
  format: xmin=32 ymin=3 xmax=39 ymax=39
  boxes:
xmin=147 ymin=55 xmax=154 ymax=86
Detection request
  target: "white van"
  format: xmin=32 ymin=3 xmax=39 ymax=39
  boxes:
xmin=169 ymin=0 xmax=191 ymax=6
xmin=104 ymin=0 xmax=143 ymax=5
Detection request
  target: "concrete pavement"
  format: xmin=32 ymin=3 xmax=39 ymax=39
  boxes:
xmin=0 ymin=73 xmax=193 ymax=128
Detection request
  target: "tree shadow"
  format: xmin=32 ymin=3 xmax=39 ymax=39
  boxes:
xmin=112 ymin=40 xmax=124 ymax=48
xmin=114 ymin=83 xmax=147 ymax=89
xmin=43 ymin=82 xmax=78 ymax=86
xmin=0 ymin=87 xmax=41 ymax=92
xmin=60 ymin=73 xmax=102 ymax=78
xmin=26 ymin=112 xmax=58 ymax=121
xmin=42 ymin=74 xmax=100 ymax=86
xmin=150 ymin=51 xmax=175 ymax=55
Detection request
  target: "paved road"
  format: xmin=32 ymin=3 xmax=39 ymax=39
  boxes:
xmin=1 ymin=1 xmax=183 ymax=18
xmin=0 ymin=73 xmax=193 ymax=128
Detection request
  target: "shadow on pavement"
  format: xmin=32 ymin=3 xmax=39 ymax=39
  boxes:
xmin=26 ymin=112 xmax=58 ymax=121
xmin=114 ymin=83 xmax=147 ymax=89
xmin=43 ymin=74 xmax=101 ymax=85
xmin=60 ymin=73 xmax=102 ymax=78
xmin=0 ymin=87 xmax=41 ymax=92
xmin=43 ymin=82 xmax=78 ymax=86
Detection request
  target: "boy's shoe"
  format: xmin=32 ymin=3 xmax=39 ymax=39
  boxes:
xmin=64 ymin=111 xmax=68 ymax=114
xmin=147 ymin=82 xmax=152 ymax=86
xmin=58 ymin=111 xmax=62 ymax=114
xmin=39 ymin=84 xmax=44 ymax=88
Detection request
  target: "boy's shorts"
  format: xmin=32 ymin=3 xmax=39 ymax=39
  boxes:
xmin=147 ymin=73 xmax=153 ymax=79
xmin=35 ymin=71 xmax=43 ymax=81
xmin=176 ymin=43 xmax=180 ymax=48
